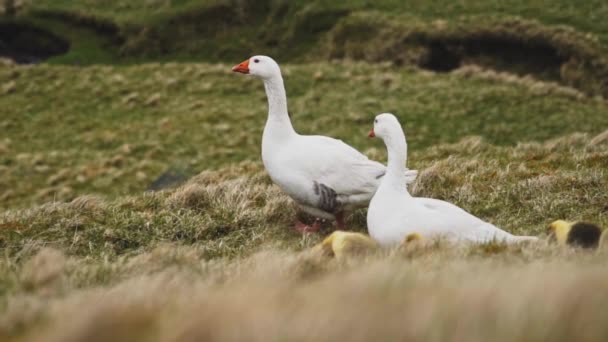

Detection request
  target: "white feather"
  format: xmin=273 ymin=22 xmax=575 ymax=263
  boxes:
xmin=367 ymin=113 xmax=537 ymax=245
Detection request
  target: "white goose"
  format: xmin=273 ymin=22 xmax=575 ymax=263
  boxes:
xmin=367 ymin=113 xmax=538 ymax=246
xmin=232 ymin=56 xmax=417 ymax=232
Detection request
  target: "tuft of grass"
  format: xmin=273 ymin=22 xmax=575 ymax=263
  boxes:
xmin=0 ymin=163 xmax=301 ymax=260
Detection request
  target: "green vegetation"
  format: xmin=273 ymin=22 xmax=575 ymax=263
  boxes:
xmin=1 ymin=0 xmax=608 ymax=341
xmin=3 ymin=0 xmax=607 ymax=94
xmin=2 ymin=62 xmax=607 ymax=209
xmin=23 ymin=0 xmax=608 ymax=47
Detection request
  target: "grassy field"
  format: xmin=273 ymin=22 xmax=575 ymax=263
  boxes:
xmin=2 ymin=0 xmax=608 ymax=341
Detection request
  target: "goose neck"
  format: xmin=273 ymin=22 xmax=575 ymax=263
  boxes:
xmin=263 ymin=76 xmax=295 ymax=136
xmin=384 ymin=132 xmax=409 ymax=186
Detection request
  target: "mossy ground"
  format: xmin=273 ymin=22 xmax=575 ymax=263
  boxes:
xmin=1 ymin=1 xmax=608 ymax=341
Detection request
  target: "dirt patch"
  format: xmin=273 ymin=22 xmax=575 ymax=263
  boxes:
xmin=0 ymin=21 xmax=69 ymax=63
xmin=418 ymin=34 xmax=566 ymax=80
xmin=31 ymin=9 xmax=121 ymax=37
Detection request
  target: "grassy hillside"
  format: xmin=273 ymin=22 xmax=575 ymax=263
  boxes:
xmin=4 ymin=0 xmax=608 ymax=96
xmin=2 ymin=0 xmax=608 ymax=341
xmin=2 ymin=62 xmax=607 ymax=209
xmin=2 ymin=132 xmax=608 ymax=259
xmin=25 ymin=0 xmax=608 ymax=47
xmin=1 ymin=132 xmax=608 ymax=340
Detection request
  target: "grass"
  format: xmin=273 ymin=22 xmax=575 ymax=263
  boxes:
xmin=3 ymin=0 xmax=607 ymax=96
xmin=22 ymin=0 xmax=608 ymax=46
xmin=1 ymin=128 xmax=608 ymax=340
xmin=2 ymin=0 xmax=608 ymax=340
xmin=2 ymin=61 xmax=608 ymax=209
xmin=2 ymin=241 xmax=608 ymax=341
xmin=2 ymin=131 xmax=607 ymax=259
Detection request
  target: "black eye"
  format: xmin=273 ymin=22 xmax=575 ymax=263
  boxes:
xmin=254 ymin=59 xmax=260 ymax=63
xmin=374 ymin=119 xmax=378 ymax=123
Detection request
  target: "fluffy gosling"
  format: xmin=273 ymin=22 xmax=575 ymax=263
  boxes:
xmin=547 ymin=220 xmax=604 ymax=249
xmin=312 ymin=231 xmax=379 ymax=260
xmin=403 ymin=233 xmax=423 ymax=244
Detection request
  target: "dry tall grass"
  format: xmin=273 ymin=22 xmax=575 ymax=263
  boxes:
xmin=2 ymin=244 xmax=608 ymax=342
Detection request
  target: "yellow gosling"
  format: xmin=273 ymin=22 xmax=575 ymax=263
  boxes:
xmin=547 ymin=220 xmax=572 ymax=245
xmin=312 ymin=231 xmax=378 ymax=260
xmin=402 ymin=232 xmax=423 ymax=244
xmin=548 ymin=220 xmax=603 ymax=249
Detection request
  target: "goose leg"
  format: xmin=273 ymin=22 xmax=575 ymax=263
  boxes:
xmin=335 ymin=212 xmax=347 ymax=230
xmin=294 ymin=219 xmax=322 ymax=233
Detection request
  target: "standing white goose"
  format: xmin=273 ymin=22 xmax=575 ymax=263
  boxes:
xmin=367 ymin=113 xmax=538 ymax=246
xmin=232 ymin=56 xmax=417 ymax=232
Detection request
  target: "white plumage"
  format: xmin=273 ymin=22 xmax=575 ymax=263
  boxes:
xmin=367 ymin=113 xmax=537 ymax=245
xmin=232 ymin=56 xmax=416 ymax=229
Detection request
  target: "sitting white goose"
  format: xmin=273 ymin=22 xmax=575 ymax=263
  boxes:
xmin=367 ymin=113 xmax=538 ymax=246
xmin=232 ymin=56 xmax=417 ymax=232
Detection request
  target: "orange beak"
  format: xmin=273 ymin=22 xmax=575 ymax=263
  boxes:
xmin=232 ymin=59 xmax=250 ymax=74
xmin=368 ymin=129 xmax=375 ymax=138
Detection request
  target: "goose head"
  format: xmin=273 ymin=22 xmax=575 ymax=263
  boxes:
xmin=232 ymin=55 xmax=281 ymax=80
xmin=369 ymin=113 xmax=409 ymax=168
xmin=368 ymin=113 xmax=403 ymax=140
